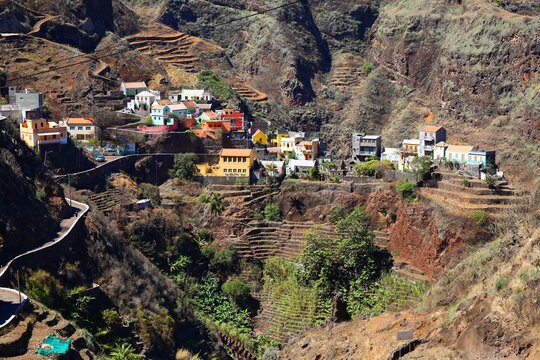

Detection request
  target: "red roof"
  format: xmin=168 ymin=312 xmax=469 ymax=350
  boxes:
xmin=183 ymin=101 xmax=197 ymax=108
xmin=222 ymin=112 xmax=244 ymax=119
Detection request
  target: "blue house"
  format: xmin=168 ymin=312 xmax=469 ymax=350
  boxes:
xmin=151 ymin=103 xmax=189 ymax=126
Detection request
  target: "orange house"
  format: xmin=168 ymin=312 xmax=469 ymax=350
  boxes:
xmin=20 ymin=119 xmax=67 ymax=148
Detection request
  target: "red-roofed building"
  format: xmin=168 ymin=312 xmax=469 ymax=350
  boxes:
xmin=221 ymin=112 xmax=245 ymax=132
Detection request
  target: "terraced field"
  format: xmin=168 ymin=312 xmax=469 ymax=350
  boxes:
xmin=420 ymin=170 xmax=522 ymax=217
xmin=125 ymin=31 xmax=201 ymax=72
xmin=231 ymin=77 xmax=268 ymax=102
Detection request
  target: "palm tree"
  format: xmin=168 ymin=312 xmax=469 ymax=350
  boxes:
xmin=169 ymin=255 xmax=191 ymax=273
xmin=109 ymin=343 xmax=140 ymax=360
xmin=267 ymin=163 xmax=277 ymax=178
xmin=198 ymin=192 xmax=225 ymax=218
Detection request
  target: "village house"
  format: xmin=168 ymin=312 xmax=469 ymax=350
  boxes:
xmin=352 ymin=133 xmax=382 ymax=162
xmin=120 ymin=81 xmax=148 ymax=97
xmin=8 ymin=87 xmax=43 ymax=117
xmin=418 ymin=125 xmax=446 ymax=157
xmin=281 ymin=136 xmax=297 ymax=156
xmin=381 ymin=147 xmax=400 ymax=167
xmin=467 ymin=149 xmax=496 ymax=167
xmin=196 ymin=149 xmax=254 ymax=177
xmin=446 ymin=144 xmax=477 ymax=164
xmin=286 ymin=159 xmax=318 ymax=177
xmin=151 ymin=103 xmax=189 ymax=126
xmin=398 ymin=139 xmax=420 ymax=171
xmin=180 ymin=89 xmax=213 ymax=102
xmin=20 ymin=119 xmax=67 ymax=148
xmin=270 ymin=130 xmax=289 ymax=147
xmin=434 ymin=142 xmax=448 ymax=161
xmin=132 ymin=91 xmax=158 ymax=110
xmin=252 ymin=129 xmax=268 ymax=145
xmin=294 ymin=139 xmax=319 ymax=160
xmin=221 ymin=111 xmax=245 ymax=132
xmin=0 ymin=104 xmax=24 ymax=123
xmin=62 ymin=117 xmax=96 ymax=141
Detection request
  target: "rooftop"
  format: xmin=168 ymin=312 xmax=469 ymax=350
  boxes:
xmin=0 ymin=104 xmax=21 ymax=111
xmin=222 ymin=112 xmax=244 ymax=119
xmin=362 ymin=135 xmax=381 ymax=140
xmin=169 ymin=103 xmax=187 ymax=111
xmin=122 ymin=81 xmax=147 ymax=89
xmin=447 ymin=144 xmax=477 ymax=153
xmin=181 ymin=89 xmax=206 ymax=96
xmin=135 ymin=91 xmax=156 ymax=97
xmin=66 ymin=117 xmax=95 ymax=125
xmin=403 ymin=139 xmax=420 ymax=145
xmin=420 ymin=125 xmax=444 ymax=132
xmin=220 ymin=148 xmax=253 ymax=157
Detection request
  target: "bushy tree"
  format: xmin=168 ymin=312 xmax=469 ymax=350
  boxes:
xmin=170 ymin=153 xmax=198 ymax=180
xmin=198 ymin=192 xmax=225 ymax=218
xmin=410 ymin=156 xmax=433 ymax=181
xmin=395 ymin=180 xmax=416 ymax=201
xmin=109 ymin=343 xmax=140 ymax=360
xmin=222 ymin=280 xmax=251 ymax=306
xmin=263 ymin=203 xmax=282 ymax=221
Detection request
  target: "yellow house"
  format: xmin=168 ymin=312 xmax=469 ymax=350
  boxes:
xmin=251 ymin=129 xmax=268 ymax=145
xmin=195 ymin=162 xmax=212 ymax=176
xmin=20 ymin=119 xmax=68 ymax=148
xmin=271 ymin=130 xmax=289 ymax=147
xmin=215 ymin=148 xmax=254 ymax=176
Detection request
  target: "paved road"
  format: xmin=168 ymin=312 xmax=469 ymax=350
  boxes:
xmin=0 ymin=199 xmax=89 ymax=328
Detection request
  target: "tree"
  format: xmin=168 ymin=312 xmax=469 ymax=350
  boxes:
xmin=91 ymin=107 xmax=125 ymax=142
xmin=139 ymin=183 xmax=161 ymax=205
xmin=263 ymin=203 xmax=282 ymax=221
xmin=362 ymin=60 xmax=373 ymax=75
xmin=484 ymin=174 xmax=498 ymax=189
xmin=307 ymin=162 xmax=320 ymax=181
xmin=222 ymin=280 xmax=251 ymax=306
xmin=170 ymin=153 xmax=198 ymax=180
xmin=169 ymin=255 xmax=191 ymax=273
xmin=198 ymin=192 xmax=225 ymax=218
xmin=410 ymin=156 xmax=433 ymax=181
xmin=266 ymin=163 xmax=277 ymax=178
xmin=109 ymin=343 xmax=140 ymax=360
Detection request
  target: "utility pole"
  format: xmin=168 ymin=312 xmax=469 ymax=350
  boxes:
xmin=17 ymin=270 xmax=21 ymax=304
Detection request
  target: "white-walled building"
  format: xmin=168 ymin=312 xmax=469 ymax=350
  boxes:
xmin=62 ymin=118 xmax=97 ymax=141
xmin=0 ymin=104 xmax=25 ymax=123
xmin=180 ymin=89 xmax=213 ymax=102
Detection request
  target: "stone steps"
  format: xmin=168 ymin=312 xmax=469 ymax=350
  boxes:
xmin=438 ymin=181 xmax=515 ymax=196
xmin=420 ymin=188 xmax=518 ymax=214
xmin=424 ymin=187 xmax=518 ymax=205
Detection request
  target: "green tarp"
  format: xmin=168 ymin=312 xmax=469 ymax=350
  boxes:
xmin=36 ymin=334 xmax=70 ymax=356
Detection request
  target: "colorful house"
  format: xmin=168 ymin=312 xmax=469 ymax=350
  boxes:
xmin=221 ymin=112 xmax=245 ymax=132
xmin=120 ymin=81 xmax=148 ymax=97
xmin=401 ymin=139 xmax=420 ymax=157
xmin=352 ymin=133 xmax=382 ymax=162
xmin=151 ymin=103 xmax=189 ymax=126
xmin=20 ymin=119 xmax=67 ymax=148
xmin=381 ymin=147 xmax=400 ymax=166
xmin=252 ymin=129 xmax=268 ymax=145
xmin=294 ymin=140 xmax=319 ymax=160
xmin=134 ymin=91 xmax=157 ymax=110
xmin=446 ymin=145 xmax=477 ymax=163
xmin=62 ymin=117 xmax=96 ymax=141
xmin=434 ymin=142 xmax=448 ymax=161
xmin=286 ymin=159 xmax=318 ymax=176
xmin=218 ymin=149 xmax=253 ymax=176
xmin=418 ymin=125 xmax=446 ymax=157
xmin=0 ymin=104 xmax=24 ymax=123
xmin=467 ymin=149 xmax=496 ymax=167
xmin=271 ymin=130 xmax=289 ymax=147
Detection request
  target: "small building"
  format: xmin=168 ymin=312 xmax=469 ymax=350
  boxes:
xmin=8 ymin=87 xmax=43 ymax=117
xmin=294 ymin=140 xmax=319 ymax=160
xmin=352 ymin=133 xmax=382 ymax=162
xmin=401 ymin=139 xmax=420 ymax=157
xmin=215 ymin=149 xmax=254 ymax=176
xmin=151 ymin=103 xmax=188 ymax=126
xmin=286 ymin=159 xmax=318 ymax=176
xmin=418 ymin=125 xmax=446 ymax=157
xmin=133 ymin=91 xmax=157 ymax=110
xmin=221 ymin=112 xmax=245 ymax=132
xmin=467 ymin=149 xmax=496 ymax=167
xmin=20 ymin=119 xmax=67 ymax=148
xmin=136 ymin=199 xmax=153 ymax=210
xmin=63 ymin=117 xmax=96 ymax=141
xmin=0 ymin=104 xmax=24 ymax=123
xmin=260 ymin=160 xmax=285 ymax=178
xmin=381 ymin=147 xmax=400 ymax=166
xmin=180 ymin=89 xmax=213 ymax=102
xmin=252 ymin=129 xmax=268 ymax=146
xmin=281 ymin=137 xmax=297 ymax=156
xmin=446 ymin=144 xmax=477 ymax=164
xmin=434 ymin=142 xmax=448 ymax=161
xmin=120 ymin=81 xmax=148 ymax=97
xmin=271 ymin=130 xmax=289 ymax=147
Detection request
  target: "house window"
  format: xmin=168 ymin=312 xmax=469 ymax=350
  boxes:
xmin=86 ymin=127 xmax=91 ymax=130
xmin=52 ymin=135 xmax=57 ymax=139
xmin=70 ymin=126 xmax=75 ymax=130
xmin=242 ymin=169 xmax=246 ymax=173
xmin=78 ymin=126 xmax=82 ymax=130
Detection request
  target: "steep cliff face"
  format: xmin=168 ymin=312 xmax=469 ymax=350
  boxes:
xmin=0 ymin=127 xmax=69 ymax=259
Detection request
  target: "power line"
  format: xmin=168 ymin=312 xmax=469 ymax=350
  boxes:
xmin=1 ymin=0 xmax=304 ymax=88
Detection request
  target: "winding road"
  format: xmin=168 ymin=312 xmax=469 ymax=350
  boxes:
xmin=0 ymin=199 xmax=89 ymax=328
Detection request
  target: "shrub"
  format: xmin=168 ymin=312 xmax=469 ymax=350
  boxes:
xmin=484 ymin=174 xmax=498 ymax=188
xmin=362 ymin=60 xmax=373 ymax=75
xmin=222 ymin=280 xmax=251 ymax=305
xmin=329 ymin=175 xmax=340 ymax=183
xmin=410 ymin=156 xmax=433 ymax=181
xmin=355 ymin=159 xmax=392 ymax=178
xmin=25 ymin=269 xmax=64 ymax=307
xmin=35 ymin=187 xmax=46 ymax=202
xmin=170 ymin=153 xmax=198 ymax=180
xmin=102 ymin=308 xmax=122 ymax=330
xmin=109 ymin=343 xmax=140 ymax=360
xmin=470 ymin=210 xmax=488 ymax=226
xmin=495 ymin=276 xmax=508 ymax=292
xmin=176 ymin=349 xmax=202 ymax=360
xmin=395 ymin=180 xmax=416 ymax=201
xmin=143 ymin=115 xmax=153 ymax=126
xmin=264 ymin=203 xmax=282 ymax=221
xmin=197 ymin=228 xmax=212 ymax=244
xmin=462 ymin=178 xmax=470 ymax=188
xmin=202 ymin=246 xmax=238 ymax=274
xmin=327 ymin=204 xmax=349 ymax=224
xmin=196 ymin=70 xmax=233 ymax=101
xmin=198 ymin=192 xmax=225 ymax=217
xmin=307 ymin=163 xmax=320 ymax=181
xmin=139 ymin=183 xmax=161 ymax=205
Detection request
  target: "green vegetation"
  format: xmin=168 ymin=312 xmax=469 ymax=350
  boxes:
xmin=355 ymin=159 xmax=393 ymax=178
xmin=196 ymin=70 xmax=233 ymax=101
xmin=202 ymin=246 xmax=238 ymax=275
xmin=170 ymin=153 xmax=198 ymax=180
xmin=139 ymin=183 xmax=161 ymax=205
xmin=362 ymin=60 xmax=373 ymax=75
xmin=198 ymin=192 xmax=225 ymax=217
xmin=395 ymin=179 xmax=417 ymax=202
xmin=169 ymin=255 xmax=191 ymax=274
xmin=410 ymin=156 xmax=433 ymax=181
xmin=327 ymin=204 xmax=350 ymax=224
xmin=307 ymin=162 xmax=320 ymax=181
xmin=35 ymin=187 xmax=47 ymax=202
xmin=462 ymin=178 xmax=470 ymax=188
xmin=143 ymin=115 xmax=153 ymax=126
xmin=25 ymin=270 xmax=64 ymax=307
xmin=484 ymin=174 xmax=498 ymax=188
xmin=495 ymin=276 xmax=508 ymax=292
xmin=263 ymin=203 xmax=282 ymax=221
xmin=470 ymin=210 xmax=488 ymax=226
xmin=222 ymin=280 xmax=251 ymax=306
xmin=109 ymin=343 xmax=141 ymax=360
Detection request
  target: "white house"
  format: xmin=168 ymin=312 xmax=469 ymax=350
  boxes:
xmin=446 ymin=145 xmax=477 ymax=164
xmin=133 ymin=91 xmax=156 ymax=110
xmin=286 ymin=159 xmax=317 ymax=176
xmin=281 ymin=137 xmax=297 ymax=155
xmin=120 ymin=81 xmax=148 ymax=97
xmin=381 ymin=147 xmax=400 ymax=166
xmin=180 ymin=89 xmax=213 ymax=102
xmin=62 ymin=117 xmax=97 ymax=141
xmin=0 ymin=104 xmax=25 ymax=123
